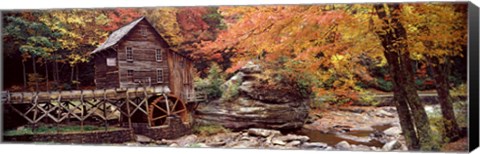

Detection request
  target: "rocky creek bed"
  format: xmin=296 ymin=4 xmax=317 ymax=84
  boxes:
xmin=124 ymin=106 xmax=408 ymax=152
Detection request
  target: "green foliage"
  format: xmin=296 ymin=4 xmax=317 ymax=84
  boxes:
xmin=295 ymin=76 xmax=315 ymax=98
xmin=357 ymin=90 xmax=380 ymax=106
xmin=428 ymin=115 xmax=446 ymax=147
xmin=415 ymin=79 xmax=436 ymax=90
xmin=375 ymin=78 xmax=393 ymax=92
xmin=194 ymin=63 xmax=225 ymax=100
xmin=450 ymin=83 xmax=467 ymax=97
xmin=192 ymin=123 xmax=230 ymax=137
xmin=321 ymin=93 xmax=354 ymax=105
xmin=4 ymin=125 xmax=107 ymax=136
xmin=453 ymin=101 xmax=468 ymax=127
xmin=4 ymin=16 xmax=60 ymax=58
xmin=427 ymin=100 xmax=467 ymax=146
xmin=220 ymin=79 xmax=241 ymax=102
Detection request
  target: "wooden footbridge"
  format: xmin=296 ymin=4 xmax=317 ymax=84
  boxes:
xmin=1 ymin=86 xmax=207 ymax=132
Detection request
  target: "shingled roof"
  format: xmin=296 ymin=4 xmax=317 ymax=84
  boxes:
xmin=90 ymin=16 xmax=193 ymax=61
xmin=91 ymin=16 xmax=145 ymax=54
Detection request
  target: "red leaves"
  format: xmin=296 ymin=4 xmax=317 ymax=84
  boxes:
xmin=103 ymin=8 xmax=141 ymax=32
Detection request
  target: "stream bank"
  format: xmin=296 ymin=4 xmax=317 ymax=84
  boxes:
xmin=125 ymin=105 xmax=408 ymax=151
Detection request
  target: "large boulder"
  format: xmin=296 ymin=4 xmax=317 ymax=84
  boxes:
xmin=195 ymin=61 xmax=310 ymax=130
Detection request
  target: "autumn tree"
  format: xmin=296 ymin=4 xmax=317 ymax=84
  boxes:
xmin=3 ymin=13 xmax=61 ymax=91
xmin=201 ymin=5 xmax=382 ymax=100
xmin=137 ymin=8 xmax=181 ymax=47
xmin=201 ymin=4 xmax=459 ymax=150
xmin=102 ymin=8 xmax=142 ymax=32
xmin=403 ymin=3 xmax=468 ymax=142
xmin=39 ymin=9 xmax=111 ymax=89
xmin=373 ymin=3 xmax=436 ymax=150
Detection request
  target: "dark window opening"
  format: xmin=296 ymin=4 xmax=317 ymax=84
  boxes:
xmin=157 ymin=69 xmax=163 ymax=83
xmin=156 ymin=49 xmax=163 ymax=62
xmin=126 ymin=47 xmax=133 ymax=61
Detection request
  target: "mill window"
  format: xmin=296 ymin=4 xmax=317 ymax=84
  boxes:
xmin=140 ymin=28 xmax=147 ymax=38
xmin=127 ymin=70 xmax=134 ymax=77
xmin=157 ymin=69 xmax=164 ymax=83
xmin=106 ymin=58 xmax=116 ymax=66
xmin=126 ymin=47 xmax=133 ymax=61
xmin=156 ymin=49 xmax=163 ymax=62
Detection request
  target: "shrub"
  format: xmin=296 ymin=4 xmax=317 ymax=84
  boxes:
xmin=192 ymin=123 xmax=230 ymax=136
xmin=194 ymin=63 xmax=225 ymax=100
xmin=357 ymin=90 xmax=380 ymax=106
xmin=450 ymin=84 xmax=467 ymax=97
xmin=375 ymin=78 xmax=393 ymax=92
xmin=220 ymin=79 xmax=241 ymax=102
xmin=4 ymin=125 xmax=106 ymax=136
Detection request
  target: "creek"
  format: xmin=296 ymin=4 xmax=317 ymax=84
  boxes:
xmin=296 ymin=124 xmax=393 ymax=147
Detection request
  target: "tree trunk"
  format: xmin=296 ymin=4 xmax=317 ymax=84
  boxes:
xmin=45 ymin=59 xmax=50 ymax=91
xmin=430 ymin=57 xmax=461 ymax=142
xmin=32 ymin=56 xmax=39 ymax=91
xmin=52 ymin=53 xmax=58 ymax=89
xmin=374 ymin=3 xmax=437 ymax=150
xmin=22 ymin=59 xmax=27 ymax=90
xmin=71 ymin=64 xmax=75 ymax=88
xmin=75 ymin=64 xmax=80 ymax=89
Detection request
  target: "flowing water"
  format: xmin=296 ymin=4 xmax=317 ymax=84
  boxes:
xmin=297 ymin=124 xmax=393 ymax=147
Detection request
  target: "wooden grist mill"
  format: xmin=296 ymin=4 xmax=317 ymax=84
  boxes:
xmin=2 ymin=16 xmax=207 ymax=141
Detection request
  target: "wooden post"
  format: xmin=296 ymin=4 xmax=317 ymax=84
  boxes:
xmin=80 ymin=91 xmax=85 ymax=132
xmin=126 ymin=92 xmax=133 ymax=130
xmin=103 ymin=100 xmax=108 ymax=131
xmin=32 ymin=93 xmax=39 ymax=134
xmin=143 ymin=87 xmax=152 ymax=127
xmin=103 ymin=89 xmax=108 ymax=131
xmin=125 ymin=92 xmax=134 ymax=140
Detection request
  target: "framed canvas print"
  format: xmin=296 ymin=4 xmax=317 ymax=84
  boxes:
xmin=1 ymin=0 xmax=479 ymax=153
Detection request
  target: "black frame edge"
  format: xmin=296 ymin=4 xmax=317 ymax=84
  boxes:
xmin=468 ymin=1 xmax=479 ymax=152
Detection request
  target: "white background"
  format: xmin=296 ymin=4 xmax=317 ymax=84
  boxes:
xmin=0 ymin=0 xmax=479 ymax=154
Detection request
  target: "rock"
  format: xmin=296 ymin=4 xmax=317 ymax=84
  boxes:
xmin=272 ymin=138 xmax=287 ymax=145
xmin=383 ymin=107 xmax=396 ymax=113
xmin=221 ymin=71 xmax=245 ymax=91
xmin=135 ymin=135 xmax=153 ymax=144
xmin=286 ymin=140 xmax=302 ymax=147
xmin=273 ymin=134 xmax=310 ymax=143
xmin=239 ymin=61 xmax=262 ymax=74
xmin=351 ymin=144 xmax=371 ymax=151
xmin=325 ymin=146 xmax=334 ymax=150
xmin=383 ymin=127 xmax=402 ymax=136
xmin=169 ymin=143 xmax=179 ymax=147
xmin=194 ymin=143 xmax=209 ymax=148
xmin=16 ymin=126 xmax=25 ymax=131
xmin=229 ymin=140 xmax=260 ymax=148
xmin=382 ymin=140 xmax=402 ymax=151
xmin=335 ymin=141 xmax=351 ymax=150
xmin=175 ymin=134 xmax=198 ymax=146
xmin=302 ymin=142 xmax=328 ymax=149
xmin=206 ymin=141 xmax=226 ymax=147
xmin=195 ymin=62 xmax=309 ymax=130
xmin=247 ymin=128 xmax=281 ymax=137
xmin=339 ymin=108 xmax=365 ymax=113
xmin=238 ymin=81 xmax=255 ymax=93
xmin=125 ymin=142 xmax=141 ymax=146
xmin=265 ymin=134 xmax=275 ymax=144
xmin=375 ymin=110 xmax=394 ymax=118
xmin=239 ymin=136 xmax=257 ymax=141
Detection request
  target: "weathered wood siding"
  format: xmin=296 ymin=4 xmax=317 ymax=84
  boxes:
xmin=115 ymin=20 xmax=170 ymax=88
xmin=94 ymin=18 xmax=195 ymax=101
xmin=94 ymin=49 xmax=119 ymax=89
xmin=167 ymin=52 xmax=195 ymax=101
